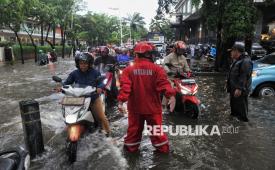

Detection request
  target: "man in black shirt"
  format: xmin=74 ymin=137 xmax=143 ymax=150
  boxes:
xmin=227 ymin=43 xmax=253 ymax=122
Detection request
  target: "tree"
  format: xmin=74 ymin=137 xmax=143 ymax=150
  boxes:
xmin=150 ymin=18 xmax=174 ymax=42
xmin=124 ymin=13 xmax=146 ymax=43
xmin=192 ymin=0 xmax=257 ymax=70
xmin=156 ymin=0 xmax=178 ymax=16
xmin=1 ymin=0 xmax=25 ymax=64
xmin=157 ymin=0 xmax=257 ymax=70
xmin=22 ymin=0 xmax=42 ymax=62
xmin=54 ymin=0 xmax=75 ymax=58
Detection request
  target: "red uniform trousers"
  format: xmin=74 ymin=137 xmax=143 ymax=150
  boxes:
xmin=124 ymin=112 xmax=169 ymax=153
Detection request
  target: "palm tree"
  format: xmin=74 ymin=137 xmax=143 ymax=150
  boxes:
xmin=124 ymin=12 xmax=146 ymax=42
xmin=125 ymin=12 xmax=146 ymax=31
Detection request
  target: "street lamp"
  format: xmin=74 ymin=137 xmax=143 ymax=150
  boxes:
xmin=124 ymin=20 xmax=132 ymax=46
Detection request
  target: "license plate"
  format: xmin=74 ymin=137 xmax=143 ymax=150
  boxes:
xmin=61 ymin=97 xmax=85 ymax=106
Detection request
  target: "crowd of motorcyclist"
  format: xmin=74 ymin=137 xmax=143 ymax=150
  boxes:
xmin=54 ymin=40 xmax=194 ymax=153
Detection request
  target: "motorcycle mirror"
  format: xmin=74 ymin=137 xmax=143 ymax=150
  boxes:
xmin=52 ymin=76 xmax=62 ymax=83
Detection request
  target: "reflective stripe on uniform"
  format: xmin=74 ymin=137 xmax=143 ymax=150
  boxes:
xmin=153 ymin=140 xmax=168 ymax=147
xmin=124 ymin=141 xmax=141 ymax=146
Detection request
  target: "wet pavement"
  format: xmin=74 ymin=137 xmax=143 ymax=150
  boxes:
xmin=0 ymin=58 xmax=274 ymax=170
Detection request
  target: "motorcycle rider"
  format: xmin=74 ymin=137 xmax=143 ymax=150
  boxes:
xmin=56 ymin=52 xmax=111 ymax=135
xmin=117 ymin=48 xmax=131 ymax=63
xmin=164 ymin=41 xmax=191 ymax=75
xmin=94 ymin=46 xmax=118 ymax=106
xmin=94 ymin=46 xmax=117 ymax=74
xmin=118 ymin=41 xmax=176 ymax=153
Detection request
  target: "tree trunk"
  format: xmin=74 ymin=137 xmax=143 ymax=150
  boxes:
xmin=23 ymin=25 xmax=37 ymax=62
xmin=14 ymin=31 xmax=24 ymax=64
xmin=53 ymin=23 xmax=56 ymax=46
xmin=27 ymin=33 xmax=37 ymax=62
xmin=45 ymin=23 xmax=54 ymax=49
xmin=40 ymin=22 xmax=44 ymax=46
xmin=61 ymin=26 xmax=66 ymax=58
xmin=220 ymin=37 xmax=236 ymax=71
xmin=215 ymin=22 xmax=222 ymax=71
xmin=245 ymin=36 xmax=252 ymax=56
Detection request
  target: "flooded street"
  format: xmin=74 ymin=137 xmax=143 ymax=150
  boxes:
xmin=0 ymin=59 xmax=275 ymax=170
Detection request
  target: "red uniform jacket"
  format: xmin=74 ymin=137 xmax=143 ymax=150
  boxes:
xmin=117 ymin=58 xmax=176 ymax=115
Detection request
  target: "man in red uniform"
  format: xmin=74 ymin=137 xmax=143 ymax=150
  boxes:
xmin=117 ymin=41 xmax=176 ymax=153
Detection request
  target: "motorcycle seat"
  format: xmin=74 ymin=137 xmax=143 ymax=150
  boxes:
xmin=0 ymin=157 xmax=16 ymax=170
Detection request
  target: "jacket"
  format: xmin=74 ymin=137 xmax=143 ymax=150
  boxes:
xmin=227 ymin=54 xmax=253 ymax=95
xmin=63 ymin=68 xmax=104 ymax=88
xmin=117 ymin=54 xmax=131 ymax=62
xmin=163 ymin=52 xmax=190 ymax=73
xmin=118 ymin=58 xmax=176 ymax=115
xmin=94 ymin=55 xmax=117 ymax=74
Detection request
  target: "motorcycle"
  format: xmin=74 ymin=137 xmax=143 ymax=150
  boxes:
xmin=166 ymin=64 xmax=200 ymax=119
xmin=52 ymin=76 xmax=103 ymax=163
xmin=0 ymin=146 xmax=30 ymax=170
xmin=116 ymin=60 xmax=134 ymax=77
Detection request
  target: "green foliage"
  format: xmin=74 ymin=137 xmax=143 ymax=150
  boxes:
xmin=0 ymin=41 xmax=14 ymax=47
xmin=223 ymin=0 xmax=257 ymax=40
xmin=156 ymin=0 xmax=178 ymax=15
xmin=72 ymin=12 xmax=147 ymax=46
xmin=150 ymin=18 xmax=174 ymax=41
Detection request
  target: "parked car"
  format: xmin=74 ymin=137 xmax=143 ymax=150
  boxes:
xmin=251 ymin=43 xmax=267 ymax=60
xmin=253 ymin=52 xmax=275 ymax=69
xmin=251 ymin=65 xmax=275 ymax=97
xmin=261 ymin=39 xmax=275 ymax=54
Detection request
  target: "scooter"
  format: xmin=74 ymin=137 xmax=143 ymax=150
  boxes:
xmin=173 ymin=73 xmax=200 ymax=119
xmin=52 ymin=76 xmax=102 ymax=163
xmin=0 ymin=146 xmax=30 ymax=170
xmin=166 ymin=64 xmax=200 ymax=119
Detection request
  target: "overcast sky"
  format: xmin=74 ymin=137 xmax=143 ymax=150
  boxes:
xmin=83 ymin=0 xmax=159 ymax=29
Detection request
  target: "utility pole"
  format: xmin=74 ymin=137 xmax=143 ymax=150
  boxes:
xmin=109 ymin=7 xmax=123 ymax=46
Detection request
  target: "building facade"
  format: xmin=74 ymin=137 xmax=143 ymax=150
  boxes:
xmin=171 ymin=0 xmax=275 ymax=44
xmin=171 ymin=0 xmax=215 ymax=44
xmin=0 ymin=21 xmax=62 ymax=45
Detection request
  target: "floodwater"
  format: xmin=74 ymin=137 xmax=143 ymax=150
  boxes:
xmin=0 ymin=59 xmax=274 ymax=170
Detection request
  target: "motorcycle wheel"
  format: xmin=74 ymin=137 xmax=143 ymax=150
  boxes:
xmin=66 ymin=141 xmax=77 ymax=163
xmin=185 ymin=101 xmax=199 ymax=119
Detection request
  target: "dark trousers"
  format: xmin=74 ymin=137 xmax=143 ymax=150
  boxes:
xmin=230 ymin=93 xmax=248 ymax=121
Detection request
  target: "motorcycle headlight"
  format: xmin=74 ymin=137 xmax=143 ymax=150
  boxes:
xmin=251 ymin=70 xmax=258 ymax=77
xmin=129 ymin=62 xmax=134 ymax=66
xmin=119 ymin=70 xmax=123 ymax=74
xmin=180 ymin=84 xmax=191 ymax=95
xmin=103 ymin=78 xmax=108 ymax=85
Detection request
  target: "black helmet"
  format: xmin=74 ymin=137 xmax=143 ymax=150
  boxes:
xmin=75 ymin=52 xmax=94 ymax=69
